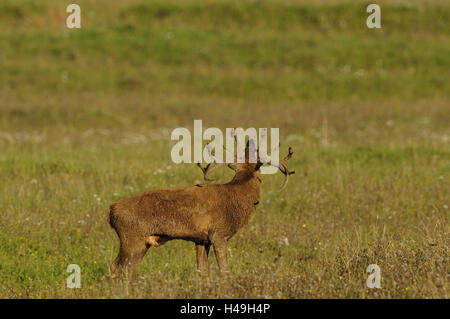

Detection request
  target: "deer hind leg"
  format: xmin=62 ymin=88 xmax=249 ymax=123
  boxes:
xmin=213 ymin=240 xmax=229 ymax=275
xmin=110 ymin=239 xmax=148 ymax=281
xmin=196 ymin=243 xmax=211 ymax=274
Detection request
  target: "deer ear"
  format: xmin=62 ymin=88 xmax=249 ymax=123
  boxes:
xmin=246 ymin=139 xmax=257 ymax=162
xmin=255 ymin=162 xmax=264 ymax=171
xmin=247 ymin=139 xmax=255 ymax=149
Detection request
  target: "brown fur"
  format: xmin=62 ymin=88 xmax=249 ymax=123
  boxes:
xmin=108 ymin=143 xmax=293 ymax=280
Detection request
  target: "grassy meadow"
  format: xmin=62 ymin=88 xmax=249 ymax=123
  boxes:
xmin=0 ymin=0 xmax=449 ymax=298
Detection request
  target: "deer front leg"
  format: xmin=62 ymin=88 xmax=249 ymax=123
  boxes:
xmin=213 ymin=240 xmax=229 ymax=275
xmin=196 ymin=243 xmax=211 ymax=274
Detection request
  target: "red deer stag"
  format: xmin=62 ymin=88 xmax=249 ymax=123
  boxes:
xmin=108 ymin=140 xmax=294 ymax=280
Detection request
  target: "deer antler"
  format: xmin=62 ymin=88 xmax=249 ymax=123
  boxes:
xmin=260 ymin=146 xmax=295 ymax=192
xmin=196 ymin=143 xmax=227 ymax=181
xmin=196 ymin=162 xmax=212 ymax=181
xmin=196 ymin=162 xmax=227 ymax=181
xmin=276 ymin=147 xmax=295 ymax=192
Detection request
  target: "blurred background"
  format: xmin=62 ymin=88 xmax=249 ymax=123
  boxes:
xmin=0 ymin=0 xmax=448 ymax=298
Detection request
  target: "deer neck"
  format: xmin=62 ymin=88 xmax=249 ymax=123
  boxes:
xmin=225 ymin=170 xmax=261 ymax=230
xmin=229 ymin=170 xmax=261 ymax=200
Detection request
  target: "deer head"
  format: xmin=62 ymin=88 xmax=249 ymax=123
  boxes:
xmin=197 ymin=135 xmax=295 ymax=191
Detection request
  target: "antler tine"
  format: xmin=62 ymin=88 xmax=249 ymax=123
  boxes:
xmin=281 ymin=146 xmax=293 ymax=163
xmin=204 ymin=162 xmax=227 ymax=180
xmin=197 ymin=162 xmax=227 ymax=181
xmin=196 ymin=163 xmax=213 ymax=181
xmin=259 ymin=146 xmax=295 ymax=192
xmin=277 ymin=163 xmax=295 ymax=192
xmin=276 ymin=147 xmax=295 ymax=192
xmin=197 ymin=144 xmax=228 ymax=181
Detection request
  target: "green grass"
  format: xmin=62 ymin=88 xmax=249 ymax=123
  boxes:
xmin=0 ymin=0 xmax=448 ymax=298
